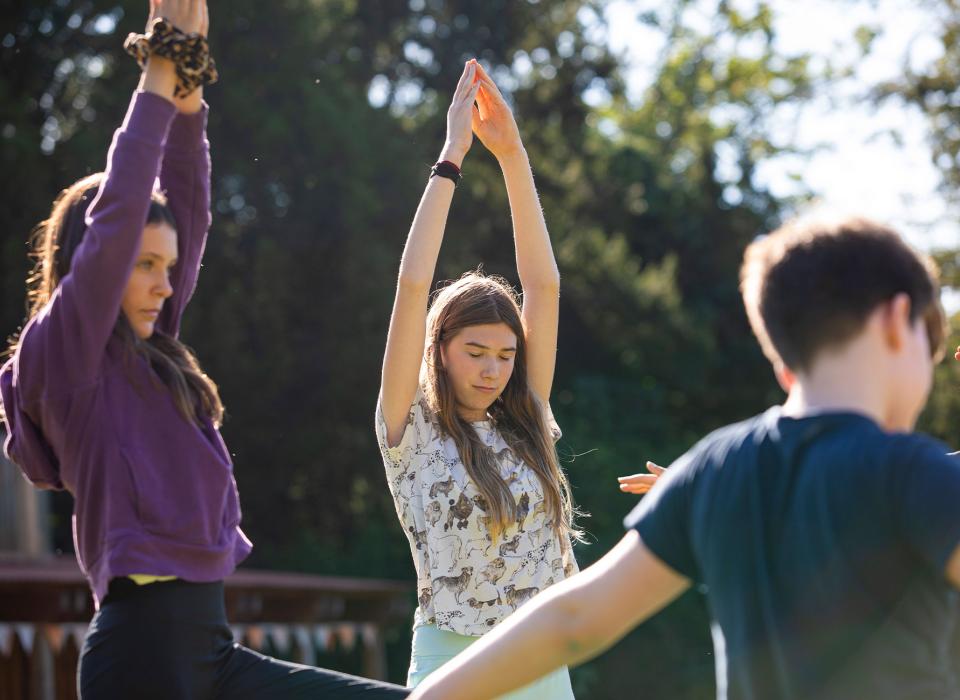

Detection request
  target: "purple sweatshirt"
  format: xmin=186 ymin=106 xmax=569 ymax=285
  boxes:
xmin=0 ymin=90 xmax=252 ymax=607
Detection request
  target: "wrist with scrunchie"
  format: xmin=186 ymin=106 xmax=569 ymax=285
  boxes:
xmin=124 ymin=17 xmax=218 ymax=98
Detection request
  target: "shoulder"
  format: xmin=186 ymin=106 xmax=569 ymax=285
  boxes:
xmin=375 ymin=385 xmax=439 ymax=466
xmin=675 ymin=409 xmax=776 ymax=476
xmin=865 ymin=429 xmax=955 ymax=474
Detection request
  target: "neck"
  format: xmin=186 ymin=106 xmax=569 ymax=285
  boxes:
xmin=457 ymin=404 xmax=488 ymax=422
xmin=782 ymin=381 xmax=886 ymax=426
xmin=781 ymin=338 xmax=892 ymax=429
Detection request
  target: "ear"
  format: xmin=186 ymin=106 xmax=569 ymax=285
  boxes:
xmin=438 ymin=342 xmax=448 ymax=369
xmin=881 ymin=293 xmax=913 ymax=353
xmin=773 ymin=361 xmax=796 ymax=393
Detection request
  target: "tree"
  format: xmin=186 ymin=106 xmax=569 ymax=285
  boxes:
xmin=1 ymin=1 xmax=829 ymax=693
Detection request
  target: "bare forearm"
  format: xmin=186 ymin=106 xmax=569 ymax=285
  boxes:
xmin=172 ymin=87 xmax=203 ymax=114
xmin=499 ymin=149 xmax=559 ymax=290
xmin=412 ymin=532 xmax=692 ymax=700
xmin=138 ymin=56 xmax=177 ymax=102
xmin=413 ymin=580 xmax=605 ymax=699
xmin=397 ymin=173 xmax=457 ymax=289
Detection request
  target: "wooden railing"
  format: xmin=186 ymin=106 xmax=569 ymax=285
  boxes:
xmin=0 ymin=555 xmax=412 ymax=700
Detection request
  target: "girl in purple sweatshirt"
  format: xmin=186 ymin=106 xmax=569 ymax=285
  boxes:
xmin=0 ymin=1 xmax=407 ymax=697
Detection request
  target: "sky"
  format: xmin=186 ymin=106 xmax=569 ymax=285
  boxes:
xmin=601 ymin=0 xmax=958 ymax=253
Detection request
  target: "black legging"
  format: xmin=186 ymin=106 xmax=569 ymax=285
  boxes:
xmin=78 ymin=578 xmax=410 ymax=699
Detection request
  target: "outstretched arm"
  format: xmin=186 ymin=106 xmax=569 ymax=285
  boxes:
xmin=472 ymin=64 xmax=559 ymax=402
xmin=380 ymin=61 xmax=481 ymax=445
xmin=410 ymin=530 xmax=690 ymax=700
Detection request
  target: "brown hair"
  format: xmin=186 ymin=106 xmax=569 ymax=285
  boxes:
xmin=740 ymin=216 xmax=946 ymax=373
xmin=7 ymin=173 xmax=224 ymax=426
xmin=424 ymin=271 xmax=582 ymax=543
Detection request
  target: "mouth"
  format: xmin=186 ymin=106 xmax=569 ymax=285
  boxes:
xmin=473 ymin=385 xmax=498 ymax=394
xmin=142 ymin=309 xmax=161 ymax=319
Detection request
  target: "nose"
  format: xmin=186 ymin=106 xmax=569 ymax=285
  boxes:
xmin=156 ymin=271 xmax=174 ymax=299
xmin=481 ymin=357 xmax=498 ymax=380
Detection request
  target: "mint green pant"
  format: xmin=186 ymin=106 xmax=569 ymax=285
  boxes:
xmin=407 ymin=624 xmax=575 ymax=699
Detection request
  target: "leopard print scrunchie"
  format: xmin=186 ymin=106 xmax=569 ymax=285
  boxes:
xmin=124 ymin=17 xmax=218 ymax=98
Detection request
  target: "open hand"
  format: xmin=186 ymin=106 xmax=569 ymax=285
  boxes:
xmin=442 ymin=60 xmax=482 ymax=167
xmin=617 ymin=462 xmax=666 ymax=495
xmin=471 ymin=63 xmax=523 ymax=161
xmin=148 ymin=0 xmax=207 ymax=36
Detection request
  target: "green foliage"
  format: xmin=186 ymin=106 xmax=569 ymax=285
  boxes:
xmin=0 ymin=0 xmax=892 ymax=694
xmin=872 ymin=0 xmax=960 ymax=198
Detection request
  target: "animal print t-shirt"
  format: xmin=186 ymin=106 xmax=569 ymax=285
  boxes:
xmin=375 ymin=387 xmax=578 ymax=637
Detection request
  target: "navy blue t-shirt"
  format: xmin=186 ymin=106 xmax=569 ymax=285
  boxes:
xmin=625 ymin=408 xmax=960 ymax=700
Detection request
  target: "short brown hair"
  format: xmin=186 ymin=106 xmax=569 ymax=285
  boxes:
xmin=740 ymin=217 xmax=946 ymax=372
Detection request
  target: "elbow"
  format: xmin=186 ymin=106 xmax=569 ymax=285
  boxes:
xmin=396 ymin=275 xmax=432 ymax=296
xmin=525 ymin=274 xmax=560 ymax=297
xmin=548 ymin=586 xmax=603 ymax=664
xmin=541 ymin=271 xmax=561 ymax=293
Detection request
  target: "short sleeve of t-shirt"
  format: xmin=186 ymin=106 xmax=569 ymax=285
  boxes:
xmin=897 ymin=441 xmax=960 ymax=575
xmin=374 ymin=386 xmax=433 ymax=476
xmin=623 ymin=449 xmax=700 ymax=580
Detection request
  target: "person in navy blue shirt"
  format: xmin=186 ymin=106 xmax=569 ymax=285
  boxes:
xmin=408 ymin=216 xmax=960 ymax=700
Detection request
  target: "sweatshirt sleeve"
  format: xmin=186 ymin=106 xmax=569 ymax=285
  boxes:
xmin=18 ymin=90 xmax=177 ymax=394
xmin=0 ymin=357 xmax=62 ymax=490
xmin=155 ymin=103 xmax=212 ymax=338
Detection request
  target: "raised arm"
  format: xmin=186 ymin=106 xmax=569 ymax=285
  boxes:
xmin=410 ymin=531 xmax=690 ymax=700
xmin=472 ymin=64 xmax=560 ymax=402
xmin=156 ymin=1 xmax=212 ymax=337
xmin=380 ymin=61 xmax=482 ymax=445
xmin=19 ymin=66 xmax=180 ymax=393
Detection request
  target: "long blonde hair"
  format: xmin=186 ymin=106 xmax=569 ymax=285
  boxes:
xmin=424 ymin=271 xmax=582 ymax=543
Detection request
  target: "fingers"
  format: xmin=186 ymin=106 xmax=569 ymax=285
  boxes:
xmin=617 ymin=474 xmax=657 ymax=494
xmin=453 ymin=60 xmax=476 ymax=101
xmin=646 ymin=461 xmax=665 ymax=475
xmin=157 ymin=0 xmax=203 ymax=34
xmin=190 ymin=0 xmax=204 ymax=34
xmin=617 ymin=461 xmax=667 ymax=494
xmin=471 ymin=103 xmax=482 ymax=134
xmin=147 ymin=0 xmax=159 ymax=27
xmin=466 ymin=75 xmax=481 ymax=107
xmin=617 ymin=474 xmax=658 ymax=484
xmin=474 ymin=63 xmax=506 ymax=101
xmin=475 ymin=83 xmax=490 ymax=120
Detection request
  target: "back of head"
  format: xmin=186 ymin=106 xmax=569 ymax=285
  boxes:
xmin=740 ymin=216 xmax=946 ymax=373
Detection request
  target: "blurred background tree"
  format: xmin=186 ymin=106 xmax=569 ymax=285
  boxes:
xmin=2 ymin=0 xmax=957 ymax=694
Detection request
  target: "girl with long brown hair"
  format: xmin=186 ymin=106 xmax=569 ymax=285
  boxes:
xmin=376 ymin=60 xmax=579 ymax=698
xmin=0 ymin=1 xmax=408 ymax=696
